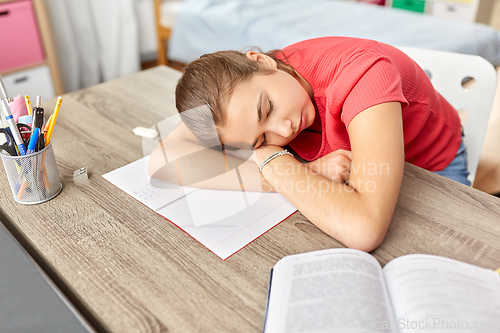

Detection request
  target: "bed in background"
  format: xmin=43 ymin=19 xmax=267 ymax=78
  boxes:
xmin=157 ymin=0 xmax=500 ymax=66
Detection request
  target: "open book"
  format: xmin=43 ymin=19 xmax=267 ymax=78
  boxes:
xmin=264 ymin=248 xmax=500 ymax=333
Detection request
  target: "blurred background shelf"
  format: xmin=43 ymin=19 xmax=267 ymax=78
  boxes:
xmin=0 ymin=0 xmax=63 ymax=99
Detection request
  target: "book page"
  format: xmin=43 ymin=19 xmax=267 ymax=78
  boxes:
xmin=264 ymin=248 xmax=398 ymax=333
xmin=383 ymin=254 xmax=500 ymax=333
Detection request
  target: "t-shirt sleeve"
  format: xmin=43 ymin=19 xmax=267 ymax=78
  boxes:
xmin=340 ymin=55 xmax=409 ymax=127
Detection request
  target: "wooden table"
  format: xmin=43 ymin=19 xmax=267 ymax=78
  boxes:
xmin=1 ymin=66 xmax=500 ymax=333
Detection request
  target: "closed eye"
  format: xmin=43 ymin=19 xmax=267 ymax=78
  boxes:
xmin=258 ymin=100 xmax=273 ymax=148
xmin=267 ymin=100 xmax=274 ymax=118
xmin=262 ymin=133 xmax=267 ymax=146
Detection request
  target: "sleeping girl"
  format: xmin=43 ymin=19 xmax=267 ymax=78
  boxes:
xmin=148 ymin=37 xmax=468 ymax=252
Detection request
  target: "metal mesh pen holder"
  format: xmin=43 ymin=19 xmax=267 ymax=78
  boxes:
xmin=1 ymin=143 xmax=62 ymax=204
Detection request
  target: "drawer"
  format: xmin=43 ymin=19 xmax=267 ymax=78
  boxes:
xmin=439 ymin=0 xmax=473 ymax=3
xmin=430 ymin=0 xmax=474 ymax=22
xmin=392 ymin=0 xmax=427 ymax=13
xmin=2 ymin=65 xmax=55 ymax=100
xmin=0 ymin=0 xmax=45 ymax=72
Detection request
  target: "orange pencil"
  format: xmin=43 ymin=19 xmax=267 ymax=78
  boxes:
xmin=17 ymin=176 xmax=28 ymax=199
xmin=44 ymin=114 xmax=53 ymax=139
xmin=45 ymin=96 xmax=62 ymax=147
xmin=41 ymin=157 xmax=50 ymax=192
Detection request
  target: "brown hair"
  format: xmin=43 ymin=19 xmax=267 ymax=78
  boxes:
xmin=175 ymin=50 xmax=295 ymax=148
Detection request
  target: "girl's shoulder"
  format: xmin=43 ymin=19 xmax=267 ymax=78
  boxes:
xmin=281 ymin=37 xmax=396 ymax=92
xmin=281 ymin=37 xmax=396 ymax=75
xmin=283 ymin=36 xmax=384 ymax=55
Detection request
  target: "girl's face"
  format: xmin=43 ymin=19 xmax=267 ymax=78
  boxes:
xmin=220 ymin=52 xmax=316 ymax=150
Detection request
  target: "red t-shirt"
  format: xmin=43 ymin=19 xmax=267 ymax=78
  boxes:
xmin=279 ymin=37 xmax=462 ymax=171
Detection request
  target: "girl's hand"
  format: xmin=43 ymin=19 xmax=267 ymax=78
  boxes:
xmin=306 ymin=150 xmax=352 ymax=183
xmin=251 ymin=146 xmax=351 ymax=183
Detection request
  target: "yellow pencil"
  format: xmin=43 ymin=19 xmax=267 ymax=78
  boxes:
xmin=44 ymin=114 xmax=53 ymax=139
xmin=24 ymin=95 xmax=32 ymax=116
xmin=45 ymin=96 xmax=62 ymax=147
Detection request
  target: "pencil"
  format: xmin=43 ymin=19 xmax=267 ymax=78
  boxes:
xmin=41 ymin=155 xmax=50 ymax=192
xmin=24 ymin=95 xmax=32 ymax=116
xmin=17 ymin=176 xmax=28 ymax=199
xmin=44 ymin=114 xmax=53 ymax=139
xmin=45 ymin=96 xmax=62 ymax=147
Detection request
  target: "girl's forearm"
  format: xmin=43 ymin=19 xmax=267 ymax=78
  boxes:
xmin=260 ymin=154 xmax=389 ymax=252
xmin=148 ymin=139 xmax=276 ymax=192
xmin=148 ymin=121 xmax=278 ymax=192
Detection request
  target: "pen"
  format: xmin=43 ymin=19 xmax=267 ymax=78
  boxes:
xmin=45 ymin=96 xmax=62 ymax=147
xmin=25 ymin=95 xmax=32 ymax=116
xmin=26 ymin=127 xmax=39 ymax=155
xmin=0 ymin=75 xmax=26 ymax=156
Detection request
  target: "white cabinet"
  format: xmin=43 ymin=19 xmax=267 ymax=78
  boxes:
xmin=2 ymin=66 xmax=55 ymax=100
xmin=386 ymin=0 xmax=495 ymax=24
xmin=429 ymin=0 xmax=494 ymax=24
xmin=430 ymin=1 xmax=475 ymax=22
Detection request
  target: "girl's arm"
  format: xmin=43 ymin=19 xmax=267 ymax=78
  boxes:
xmin=147 ymin=121 xmax=276 ymax=192
xmin=255 ymin=102 xmax=404 ymax=252
xmin=147 ymin=121 xmax=352 ymax=192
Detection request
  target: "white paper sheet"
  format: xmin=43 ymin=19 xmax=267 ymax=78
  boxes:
xmin=103 ymin=156 xmax=297 ymax=259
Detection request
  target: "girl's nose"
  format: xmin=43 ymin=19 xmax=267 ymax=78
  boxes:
xmin=277 ymin=119 xmax=293 ymax=138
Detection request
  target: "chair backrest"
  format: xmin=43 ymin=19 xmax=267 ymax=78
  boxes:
xmin=397 ymin=47 xmax=497 ymax=185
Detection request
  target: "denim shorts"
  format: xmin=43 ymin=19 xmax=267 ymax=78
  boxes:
xmin=433 ymin=137 xmax=471 ymax=186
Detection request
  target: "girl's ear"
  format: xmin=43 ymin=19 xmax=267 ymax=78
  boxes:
xmin=245 ymin=51 xmax=278 ymax=69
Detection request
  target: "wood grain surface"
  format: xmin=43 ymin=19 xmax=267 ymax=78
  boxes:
xmin=1 ymin=66 xmax=500 ymax=333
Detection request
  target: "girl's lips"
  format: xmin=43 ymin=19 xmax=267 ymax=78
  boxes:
xmin=294 ymin=113 xmax=302 ymax=135
xmin=298 ymin=111 xmax=305 ymax=133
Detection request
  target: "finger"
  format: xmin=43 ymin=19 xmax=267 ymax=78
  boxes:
xmin=336 ymin=155 xmax=352 ymax=173
xmin=339 ymin=149 xmax=353 ymax=160
xmin=341 ymin=167 xmax=351 ymax=183
xmin=333 ymin=149 xmax=352 ymax=161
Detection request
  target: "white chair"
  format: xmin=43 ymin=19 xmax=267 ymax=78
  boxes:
xmin=397 ymin=47 xmax=497 ymax=185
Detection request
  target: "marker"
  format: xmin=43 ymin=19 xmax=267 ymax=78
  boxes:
xmin=0 ymin=77 xmax=26 ymax=155
xmin=45 ymin=96 xmax=62 ymax=147
xmin=26 ymin=127 xmax=39 ymax=155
